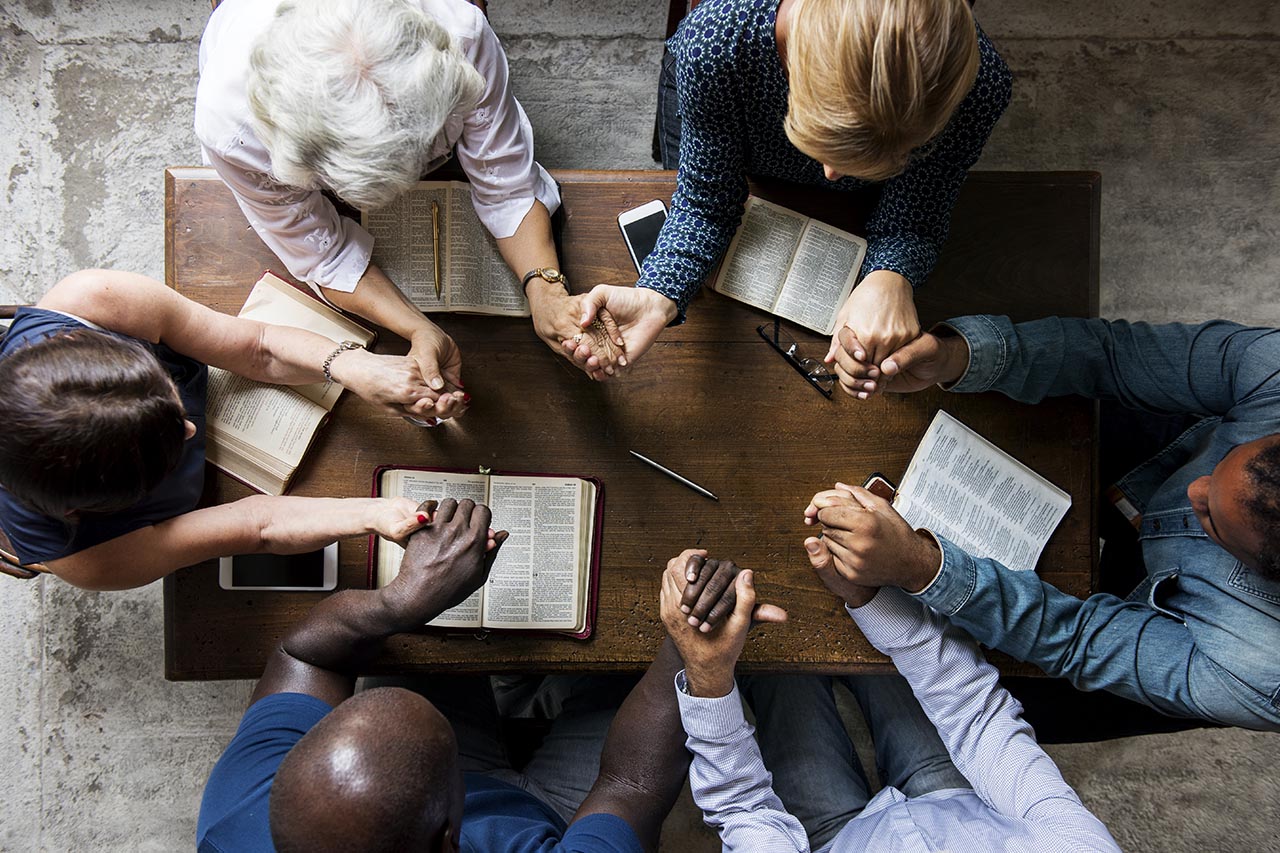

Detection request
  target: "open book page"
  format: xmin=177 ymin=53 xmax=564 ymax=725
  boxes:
xmin=238 ymin=273 xmax=375 ymax=409
xmin=771 ymin=220 xmax=866 ymax=335
xmin=377 ymin=469 xmax=491 ymax=628
xmin=713 ymin=197 xmax=806 ymax=312
xmin=895 ymin=411 xmax=1072 ymax=571
xmin=482 ymin=476 xmax=584 ymax=630
xmin=446 ymin=184 xmax=527 ymax=316
xmin=206 ymin=367 xmax=327 ymax=472
xmin=364 ymin=183 xmax=450 ymax=312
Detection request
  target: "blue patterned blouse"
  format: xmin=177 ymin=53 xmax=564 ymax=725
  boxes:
xmin=638 ymin=0 xmax=1013 ymax=321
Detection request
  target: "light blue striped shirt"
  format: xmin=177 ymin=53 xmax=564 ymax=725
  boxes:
xmin=675 ymin=589 xmax=1120 ymax=852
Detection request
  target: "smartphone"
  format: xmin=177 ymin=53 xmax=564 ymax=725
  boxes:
xmin=218 ymin=544 xmax=339 ymax=591
xmin=617 ymin=199 xmax=668 ymax=274
xmin=862 ymin=473 xmax=897 ymax=503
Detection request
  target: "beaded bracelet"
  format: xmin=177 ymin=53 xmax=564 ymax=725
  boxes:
xmin=323 ymin=340 xmax=363 ymax=382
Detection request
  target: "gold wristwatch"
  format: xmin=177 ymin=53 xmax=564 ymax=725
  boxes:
xmin=521 ymin=267 xmax=569 ymax=294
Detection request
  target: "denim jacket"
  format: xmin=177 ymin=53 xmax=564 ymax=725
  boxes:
xmin=915 ymin=315 xmax=1280 ymax=730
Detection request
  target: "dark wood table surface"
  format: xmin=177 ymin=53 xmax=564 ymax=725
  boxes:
xmin=164 ymin=167 xmax=1100 ymax=680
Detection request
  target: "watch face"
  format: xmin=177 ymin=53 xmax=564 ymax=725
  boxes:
xmin=543 ymin=268 xmax=562 ymax=281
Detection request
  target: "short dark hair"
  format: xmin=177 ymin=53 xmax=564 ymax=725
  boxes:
xmin=0 ymin=330 xmax=187 ymax=517
xmin=1243 ymin=437 xmax=1280 ymax=580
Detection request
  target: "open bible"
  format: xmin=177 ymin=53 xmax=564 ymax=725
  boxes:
xmin=894 ymin=411 xmax=1072 ymax=571
xmin=712 ymin=196 xmax=868 ymax=335
xmin=205 ymin=272 xmax=375 ymax=496
xmin=362 ymin=181 xmax=526 ymax=315
xmin=370 ymin=467 xmax=604 ymax=638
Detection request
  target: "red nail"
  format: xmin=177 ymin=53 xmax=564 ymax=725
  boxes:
xmin=416 ymin=514 xmax=428 ymax=524
xmin=462 ymin=393 xmax=471 ymax=403
xmin=456 ymin=380 xmax=466 ymax=389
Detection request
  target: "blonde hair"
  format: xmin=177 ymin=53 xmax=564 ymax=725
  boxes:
xmin=248 ymin=0 xmax=485 ymax=209
xmin=785 ymin=0 xmax=980 ymax=181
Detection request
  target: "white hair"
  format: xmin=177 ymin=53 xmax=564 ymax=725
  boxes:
xmin=247 ymin=0 xmax=485 ymax=209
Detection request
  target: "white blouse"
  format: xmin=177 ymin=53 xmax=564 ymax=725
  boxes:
xmin=195 ymin=0 xmax=560 ymax=295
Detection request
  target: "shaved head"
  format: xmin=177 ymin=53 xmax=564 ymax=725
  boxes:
xmin=270 ymin=687 xmax=463 ymax=853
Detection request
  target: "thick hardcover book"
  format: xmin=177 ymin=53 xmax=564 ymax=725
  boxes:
xmin=204 ymin=272 xmax=376 ymax=495
xmin=368 ymin=466 xmax=605 ymax=639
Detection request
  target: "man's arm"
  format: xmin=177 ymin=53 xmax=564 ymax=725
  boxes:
xmin=250 ymin=498 xmax=505 ymax=707
xmin=847 ymin=586 xmax=1120 ymax=850
xmin=941 ymin=315 xmax=1280 ymax=418
xmin=570 ymin=636 xmax=690 ymax=851
xmin=913 ymin=536 xmax=1280 ymax=730
xmin=657 ymin=555 xmax=802 ymax=852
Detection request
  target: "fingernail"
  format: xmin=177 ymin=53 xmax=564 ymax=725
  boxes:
xmin=743 ymin=570 xmax=754 ymax=586
xmin=416 ymin=514 xmax=428 ymax=524
xmin=680 ymin=604 xmax=690 ymax=613
xmin=462 ymin=393 xmax=472 ymax=403
xmin=699 ymin=623 xmax=712 ymax=633
xmin=854 ymin=351 xmax=865 ymax=360
xmin=457 ymin=380 xmax=466 ymax=389
xmin=867 ymin=368 xmax=879 ymax=378
xmin=618 ymin=355 xmax=628 ymax=367
xmin=857 ymin=392 xmax=868 ymax=399
xmin=805 ymin=541 xmax=820 ymax=555
xmin=430 ymin=378 xmax=445 ymax=390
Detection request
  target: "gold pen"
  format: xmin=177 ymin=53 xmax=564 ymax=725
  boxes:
xmin=431 ymin=199 xmax=441 ymax=299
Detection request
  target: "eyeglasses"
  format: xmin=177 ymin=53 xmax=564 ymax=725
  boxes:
xmin=757 ymin=319 xmax=836 ymax=399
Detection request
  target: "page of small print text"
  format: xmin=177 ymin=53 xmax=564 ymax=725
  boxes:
xmin=365 ymin=185 xmax=449 ymax=311
xmin=772 ymin=221 xmax=863 ymax=334
xmin=380 ymin=471 xmax=490 ymax=627
xmin=205 ymin=368 xmax=326 ymax=467
xmin=715 ymin=199 xmax=805 ymax=311
xmin=482 ymin=476 xmax=581 ymax=629
xmin=896 ymin=412 xmax=1071 ymax=571
xmin=447 ymin=185 xmax=526 ymax=314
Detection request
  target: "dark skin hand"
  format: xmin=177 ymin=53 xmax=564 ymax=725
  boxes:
xmin=660 ymin=558 xmax=787 ymax=698
xmin=677 ymin=550 xmax=788 ymax=632
xmin=251 ymin=498 xmax=507 ymax=708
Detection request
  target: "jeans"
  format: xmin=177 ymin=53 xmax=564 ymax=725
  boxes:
xmin=363 ymin=674 xmax=633 ymax=823
xmin=740 ymin=674 xmax=971 ymax=851
xmin=922 ymin=315 xmax=1280 ymax=730
xmin=656 ymin=48 xmax=681 ymax=170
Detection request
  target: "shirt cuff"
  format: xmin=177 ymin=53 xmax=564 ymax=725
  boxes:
xmin=939 ymin=315 xmax=1014 ymax=394
xmin=909 ymin=533 xmax=980 ymax=616
xmin=635 ymin=276 xmax=691 ymax=326
xmin=470 ymin=162 xmax=561 ymax=240
xmin=674 ymin=671 xmax=749 ymax=739
xmin=845 ymin=587 xmax=924 ymax=649
xmin=861 ymin=234 xmax=936 ymax=289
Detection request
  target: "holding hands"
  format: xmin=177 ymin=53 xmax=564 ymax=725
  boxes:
xmin=377 ymin=497 xmax=508 ymax=632
xmin=658 ymin=549 xmax=787 ymax=698
xmin=526 ymin=280 xmax=628 ymax=379
xmin=328 ymin=346 xmax=467 ymax=423
xmin=803 ymin=484 xmax=941 ymax=595
xmin=826 ymin=270 xmax=921 ymax=399
xmin=566 ymin=285 xmax=678 ymax=380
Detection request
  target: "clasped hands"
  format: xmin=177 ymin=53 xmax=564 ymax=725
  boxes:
xmin=658 ymin=484 xmax=944 ymax=697
xmin=328 ymin=325 xmax=467 ymax=424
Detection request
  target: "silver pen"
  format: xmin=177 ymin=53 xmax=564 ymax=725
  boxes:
xmin=629 ymin=451 xmax=719 ymax=501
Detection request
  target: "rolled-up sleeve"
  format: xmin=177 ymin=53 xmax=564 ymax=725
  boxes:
xmin=202 ymin=144 xmax=373 ymax=295
xmin=454 ymin=10 xmax=560 ymax=239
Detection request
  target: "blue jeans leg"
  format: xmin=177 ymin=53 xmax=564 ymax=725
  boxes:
xmin=738 ymin=674 xmax=871 ymax=850
xmin=657 ymin=48 xmax=681 ymax=169
xmin=518 ymin=674 xmax=637 ymax=824
xmin=838 ymin=674 xmax=971 ymax=798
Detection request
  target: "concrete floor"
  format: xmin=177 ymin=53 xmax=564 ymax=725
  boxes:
xmin=1 ymin=0 xmax=1279 ymax=850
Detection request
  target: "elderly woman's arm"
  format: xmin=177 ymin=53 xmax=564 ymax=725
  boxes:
xmin=39 ymin=270 xmax=462 ymax=420
xmin=43 ymin=494 xmax=427 ymax=591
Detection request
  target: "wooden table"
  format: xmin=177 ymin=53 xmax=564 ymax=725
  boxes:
xmin=164 ymin=167 xmax=1100 ymax=680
